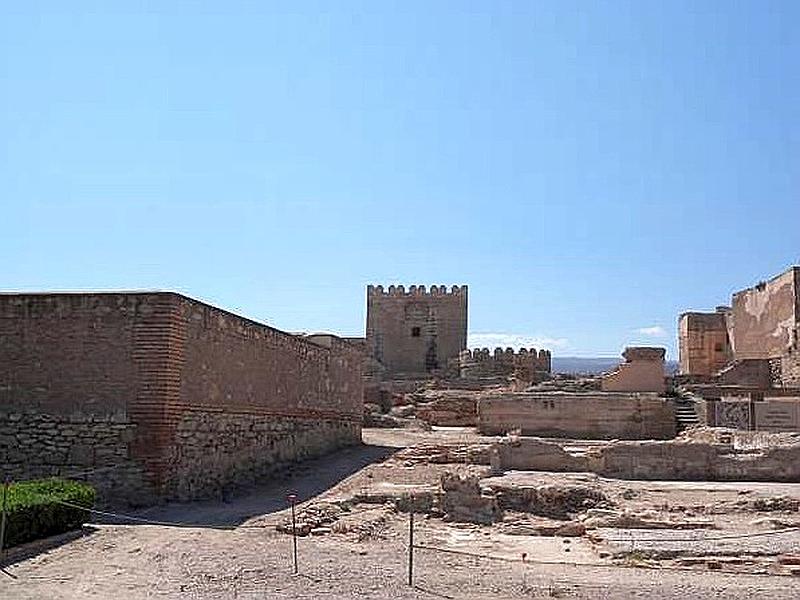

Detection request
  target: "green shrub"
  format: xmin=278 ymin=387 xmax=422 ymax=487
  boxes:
xmin=1 ymin=478 xmax=96 ymax=548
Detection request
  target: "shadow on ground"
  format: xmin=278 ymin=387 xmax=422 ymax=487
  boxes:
xmin=105 ymin=442 xmax=397 ymax=529
xmin=0 ymin=527 xmax=99 ymax=571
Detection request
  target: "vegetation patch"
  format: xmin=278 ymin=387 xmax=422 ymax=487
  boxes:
xmin=2 ymin=478 xmax=95 ymax=548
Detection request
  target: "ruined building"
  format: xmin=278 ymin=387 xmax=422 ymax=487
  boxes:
xmin=0 ymin=292 xmax=363 ymax=504
xmin=601 ymin=347 xmax=666 ymax=393
xmin=365 ymin=285 xmax=468 ymax=377
xmin=679 ymin=266 xmax=800 ymax=387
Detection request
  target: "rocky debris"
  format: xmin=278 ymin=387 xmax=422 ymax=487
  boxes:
xmin=750 ymin=517 xmax=800 ymax=529
xmin=752 ymin=496 xmax=800 ymax=512
xmin=579 ymin=508 xmax=715 ymax=530
xmin=411 ymin=390 xmax=480 ymax=426
xmin=500 ymin=515 xmax=586 ymax=537
xmin=440 ymin=473 xmax=500 ymax=524
xmin=353 ymin=483 xmax=439 ymax=514
xmin=363 ymin=411 xmax=408 ymax=428
xmin=496 ymin=483 xmax=611 ymax=520
xmin=390 ymin=404 xmax=416 ymax=418
xmin=392 ymin=443 xmax=491 ymax=465
xmin=276 ymin=502 xmax=344 ymax=537
xmin=527 ymin=374 xmax=602 ymax=393
xmin=490 ymin=436 xmax=587 ymax=473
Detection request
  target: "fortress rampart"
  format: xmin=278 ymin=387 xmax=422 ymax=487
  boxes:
xmin=0 ymin=292 xmax=362 ymax=505
xmin=459 ymin=347 xmax=551 ymax=381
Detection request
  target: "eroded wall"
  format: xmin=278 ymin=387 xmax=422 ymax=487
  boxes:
xmin=601 ymin=347 xmax=666 ymax=393
xmin=477 ymin=392 xmax=676 ymax=439
xmin=730 ymin=268 xmax=799 ymax=360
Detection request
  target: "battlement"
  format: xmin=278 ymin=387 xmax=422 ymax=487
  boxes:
xmin=459 ymin=347 xmax=551 ymax=381
xmin=461 ymin=347 xmax=551 ymax=362
xmin=367 ymin=284 xmax=467 ymax=298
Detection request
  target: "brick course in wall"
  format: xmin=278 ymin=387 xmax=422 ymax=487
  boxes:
xmin=0 ymin=292 xmax=362 ymax=504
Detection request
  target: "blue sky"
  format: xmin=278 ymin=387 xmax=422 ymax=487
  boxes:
xmin=2 ymin=1 xmax=798 ymax=358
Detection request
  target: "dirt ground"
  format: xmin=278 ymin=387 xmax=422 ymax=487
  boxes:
xmin=3 ymin=427 xmax=800 ymax=599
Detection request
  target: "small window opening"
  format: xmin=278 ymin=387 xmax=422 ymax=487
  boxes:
xmin=411 ymin=327 xmax=421 ymax=337
xmin=714 ymin=343 xmax=724 ymax=352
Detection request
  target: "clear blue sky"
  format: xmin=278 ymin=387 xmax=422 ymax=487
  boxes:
xmin=2 ymin=1 xmax=798 ymax=358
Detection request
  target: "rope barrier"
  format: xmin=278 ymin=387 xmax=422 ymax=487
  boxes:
xmin=41 ymin=497 xmax=390 ymax=532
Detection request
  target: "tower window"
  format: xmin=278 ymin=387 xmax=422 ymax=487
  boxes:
xmin=411 ymin=327 xmax=421 ymax=337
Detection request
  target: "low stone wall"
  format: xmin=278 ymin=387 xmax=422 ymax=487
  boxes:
xmin=477 ymin=392 xmax=676 ymax=440
xmin=489 ymin=437 xmax=587 ymax=473
xmin=589 ymin=429 xmax=800 ymax=482
xmin=485 ymin=429 xmax=800 ymax=483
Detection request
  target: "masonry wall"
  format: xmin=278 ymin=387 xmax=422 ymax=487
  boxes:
xmin=164 ymin=298 xmax=361 ymax=499
xmin=459 ymin=347 xmax=551 ymax=381
xmin=678 ymin=312 xmax=732 ymax=376
xmin=0 ymin=293 xmax=362 ymax=504
xmin=477 ymin=392 xmax=676 ymax=440
xmin=0 ymin=294 xmax=168 ymax=502
xmin=366 ymin=285 xmax=467 ymax=377
xmin=729 ymin=268 xmax=799 ymax=360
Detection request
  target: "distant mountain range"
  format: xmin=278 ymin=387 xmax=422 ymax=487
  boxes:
xmin=552 ymin=356 xmax=679 ymax=375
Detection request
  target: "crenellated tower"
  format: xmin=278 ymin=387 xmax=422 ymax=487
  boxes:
xmin=366 ymin=285 xmax=468 ymax=377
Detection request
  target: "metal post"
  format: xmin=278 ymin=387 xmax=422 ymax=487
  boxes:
xmin=288 ymin=493 xmax=298 ymax=574
xmin=407 ymin=509 xmax=414 ymax=586
xmin=0 ymin=478 xmax=9 ymax=561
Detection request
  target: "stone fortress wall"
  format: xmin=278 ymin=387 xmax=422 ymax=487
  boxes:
xmin=459 ymin=347 xmax=551 ymax=381
xmin=0 ymin=292 xmax=362 ymax=505
xmin=366 ymin=285 xmax=467 ymax=377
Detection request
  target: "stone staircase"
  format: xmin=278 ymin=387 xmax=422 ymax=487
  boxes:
xmin=674 ymin=396 xmax=701 ymax=432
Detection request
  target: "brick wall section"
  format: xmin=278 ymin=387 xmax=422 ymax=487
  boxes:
xmin=0 ymin=292 xmax=362 ymax=503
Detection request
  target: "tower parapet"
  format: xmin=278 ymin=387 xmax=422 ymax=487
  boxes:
xmin=366 ymin=284 xmax=468 ymax=377
xmin=367 ymin=284 xmax=467 ymax=298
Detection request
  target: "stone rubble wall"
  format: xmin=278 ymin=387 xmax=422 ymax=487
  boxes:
xmin=0 ymin=409 xmax=150 ymax=504
xmin=588 ymin=429 xmax=800 ymax=482
xmin=165 ymin=410 xmax=359 ymax=500
xmin=484 ymin=429 xmax=800 ymax=483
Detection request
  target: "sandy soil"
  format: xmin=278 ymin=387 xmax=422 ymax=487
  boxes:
xmin=2 ymin=428 xmax=800 ymax=599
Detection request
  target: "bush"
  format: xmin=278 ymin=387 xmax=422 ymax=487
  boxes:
xmin=1 ymin=478 xmax=96 ymax=548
